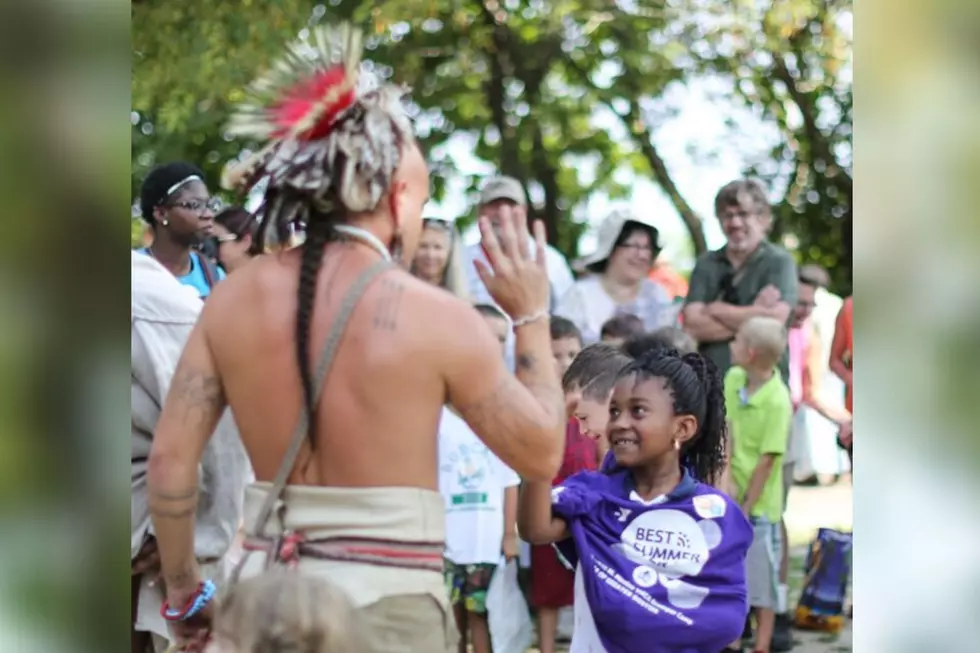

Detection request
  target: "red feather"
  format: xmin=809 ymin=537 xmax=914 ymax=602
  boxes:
xmin=269 ymin=66 xmax=355 ymax=140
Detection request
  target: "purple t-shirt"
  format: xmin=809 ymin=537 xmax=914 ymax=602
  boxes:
xmin=551 ymin=469 xmax=751 ymax=653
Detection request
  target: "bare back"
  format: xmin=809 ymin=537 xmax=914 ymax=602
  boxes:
xmin=202 ymin=243 xmax=473 ymax=490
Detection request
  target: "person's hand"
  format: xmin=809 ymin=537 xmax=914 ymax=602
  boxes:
xmin=502 ymin=532 xmax=520 ymax=562
xmin=838 ymin=421 xmax=853 ymax=448
xmin=473 ymin=205 xmax=550 ymax=320
xmin=166 ymin=602 xmax=214 ymax=651
xmin=754 ymin=284 xmax=782 ymax=307
xmin=131 ymin=538 xmax=161 ymax=578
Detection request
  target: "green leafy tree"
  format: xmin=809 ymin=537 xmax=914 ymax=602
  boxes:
xmin=671 ymin=0 xmax=853 ymax=292
xmin=132 ymin=0 xmax=852 ymax=291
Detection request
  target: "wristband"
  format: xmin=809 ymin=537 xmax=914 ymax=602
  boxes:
xmin=511 ymin=309 xmax=548 ymax=330
xmin=161 ymin=579 xmax=217 ymax=622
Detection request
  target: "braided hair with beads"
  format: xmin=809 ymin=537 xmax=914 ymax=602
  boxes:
xmin=220 ymin=23 xmax=416 ymax=445
xmin=616 ymin=347 xmax=728 ymax=485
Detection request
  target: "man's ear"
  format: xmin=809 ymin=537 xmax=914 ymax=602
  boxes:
xmin=387 ymin=179 xmax=409 ymax=229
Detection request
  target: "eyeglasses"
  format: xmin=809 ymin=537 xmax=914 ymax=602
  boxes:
xmin=718 ymin=208 xmax=758 ymax=222
xmin=616 ymin=242 xmax=654 ymax=253
xmin=167 ymin=197 xmax=223 ymax=214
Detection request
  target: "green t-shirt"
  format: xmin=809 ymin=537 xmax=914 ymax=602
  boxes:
xmin=724 ymin=366 xmax=793 ymax=522
xmin=685 ymin=241 xmax=799 ymax=381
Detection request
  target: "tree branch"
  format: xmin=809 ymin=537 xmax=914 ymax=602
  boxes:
xmin=563 ymin=56 xmax=708 ymax=254
xmin=769 ymin=20 xmax=852 ymax=195
xmin=625 ymin=100 xmax=708 ymax=254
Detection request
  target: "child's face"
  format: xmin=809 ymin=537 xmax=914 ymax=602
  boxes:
xmin=607 ymin=374 xmax=696 ymax=467
xmin=551 ymin=336 xmax=582 ymax=376
xmin=729 ymin=329 xmax=751 ymax=368
xmin=482 ymin=314 xmax=509 ymax=358
xmin=573 ymin=393 xmax=612 ymax=441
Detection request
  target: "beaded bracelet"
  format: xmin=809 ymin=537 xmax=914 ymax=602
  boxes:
xmin=160 ymin=579 xmax=217 ymax=622
xmin=511 ymin=309 xmax=548 ymax=330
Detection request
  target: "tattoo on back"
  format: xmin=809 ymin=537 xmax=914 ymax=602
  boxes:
xmin=372 ymin=278 xmax=403 ymax=331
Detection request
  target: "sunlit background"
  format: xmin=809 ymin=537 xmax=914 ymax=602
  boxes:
xmin=0 ymin=0 xmax=977 ymax=650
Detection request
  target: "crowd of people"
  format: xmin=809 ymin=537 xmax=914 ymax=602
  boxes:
xmin=130 ymin=23 xmax=853 ymax=653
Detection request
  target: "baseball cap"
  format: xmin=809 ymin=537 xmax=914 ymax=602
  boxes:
xmin=479 ymin=176 xmax=526 ymax=207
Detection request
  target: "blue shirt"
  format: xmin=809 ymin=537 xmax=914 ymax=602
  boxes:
xmin=138 ymin=249 xmax=226 ymax=299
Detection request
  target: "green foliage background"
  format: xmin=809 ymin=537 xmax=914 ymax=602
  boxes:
xmin=132 ymin=0 xmax=852 ymax=294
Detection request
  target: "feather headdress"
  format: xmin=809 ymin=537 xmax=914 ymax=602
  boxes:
xmin=221 ymin=23 xmax=414 ymax=250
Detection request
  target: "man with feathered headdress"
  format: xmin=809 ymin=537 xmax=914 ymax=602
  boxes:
xmin=145 ymin=24 xmax=566 ymax=652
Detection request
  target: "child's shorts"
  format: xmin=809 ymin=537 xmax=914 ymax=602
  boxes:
xmin=444 ymin=560 xmax=497 ymax=614
xmin=746 ymin=516 xmax=782 ymax=610
xmin=529 ymin=544 xmax=574 ymax=608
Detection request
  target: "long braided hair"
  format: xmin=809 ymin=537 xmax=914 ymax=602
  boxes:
xmin=222 ymin=24 xmax=415 ymax=444
xmin=615 ymin=347 xmax=728 ymax=484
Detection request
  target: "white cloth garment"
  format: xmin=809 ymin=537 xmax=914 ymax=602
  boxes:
xmin=131 ymin=252 xmax=251 ymax=643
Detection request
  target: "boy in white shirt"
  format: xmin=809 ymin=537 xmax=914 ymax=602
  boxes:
xmin=440 ymin=304 xmax=521 ymax=653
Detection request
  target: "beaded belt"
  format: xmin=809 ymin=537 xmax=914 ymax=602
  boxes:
xmin=243 ymin=532 xmax=445 ymax=573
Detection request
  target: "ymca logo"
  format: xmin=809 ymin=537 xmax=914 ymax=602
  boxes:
xmin=614 ymin=507 xmax=633 ymax=522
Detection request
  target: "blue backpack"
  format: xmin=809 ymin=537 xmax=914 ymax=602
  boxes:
xmin=794 ymin=527 xmax=852 ymax=633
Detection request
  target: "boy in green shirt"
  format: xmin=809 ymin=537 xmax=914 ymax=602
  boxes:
xmin=725 ymin=316 xmax=793 ymax=653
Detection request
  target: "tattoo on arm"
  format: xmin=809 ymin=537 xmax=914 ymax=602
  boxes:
xmin=149 ymin=505 xmax=196 ymax=520
xmin=516 ymin=353 xmax=536 ymax=372
xmin=169 ymin=369 xmax=224 ymax=430
xmin=372 ymin=278 xmax=404 ymax=331
xmin=150 ymin=487 xmax=199 ymax=501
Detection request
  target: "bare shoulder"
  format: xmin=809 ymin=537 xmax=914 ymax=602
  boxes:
xmin=197 ymin=253 xmax=295 ymax=325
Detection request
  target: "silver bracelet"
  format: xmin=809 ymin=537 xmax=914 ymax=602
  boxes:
xmin=512 ymin=309 xmax=549 ymax=329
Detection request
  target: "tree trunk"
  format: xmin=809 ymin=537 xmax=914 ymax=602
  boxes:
xmin=530 ymin=120 xmax=561 ymax=246
xmin=625 ymin=100 xmax=708 ymax=254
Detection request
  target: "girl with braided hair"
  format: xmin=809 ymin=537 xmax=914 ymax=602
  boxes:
xmin=147 ymin=23 xmax=566 ymax=653
xmin=519 ymin=348 xmax=752 ymax=652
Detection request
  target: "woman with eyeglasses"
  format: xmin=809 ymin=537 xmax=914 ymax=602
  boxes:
xmin=212 ymin=206 xmax=259 ymax=274
xmin=409 ymin=217 xmax=470 ymax=301
xmin=556 ymin=210 xmax=673 ymax=343
xmin=137 ymin=161 xmax=226 ymax=300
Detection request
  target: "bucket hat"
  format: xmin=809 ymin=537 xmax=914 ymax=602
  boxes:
xmin=576 ymin=210 xmax=661 ymax=270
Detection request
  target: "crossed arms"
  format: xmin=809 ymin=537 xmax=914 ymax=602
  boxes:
xmin=683 ymin=255 xmax=798 ymax=343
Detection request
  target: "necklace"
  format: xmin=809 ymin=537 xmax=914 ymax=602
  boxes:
xmin=333 ymin=224 xmax=393 ymax=262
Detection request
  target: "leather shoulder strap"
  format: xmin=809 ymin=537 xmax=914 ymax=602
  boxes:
xmin=252 ymin=259 xmax=393 ymax=536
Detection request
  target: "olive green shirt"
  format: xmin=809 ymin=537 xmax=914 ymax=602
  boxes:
xmin=684 ymin=241 xmax=798 ymax=381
